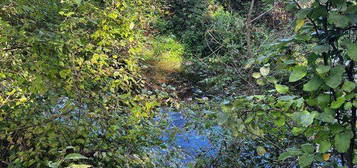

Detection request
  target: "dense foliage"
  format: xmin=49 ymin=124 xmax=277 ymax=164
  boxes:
xmin=220 ymin=0 xmax=357 ymax=167
xmin=0 ymin=0 xmax=356 ymax=167
xmin=0 ymin=0 xmax=161 ymax=167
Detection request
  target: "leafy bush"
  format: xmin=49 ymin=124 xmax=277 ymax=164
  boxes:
xmin=0 ymin=0 xmax=161 ymax=167
xmin=220 ymin=0 xmax=357 ymax=167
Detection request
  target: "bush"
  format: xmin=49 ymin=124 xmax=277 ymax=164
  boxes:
xmin=0 ymin=0 xmax=161 ymax=167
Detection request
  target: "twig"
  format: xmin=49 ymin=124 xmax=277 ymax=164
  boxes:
xmin=250 ymin=7 xmax=273 ymax=23
xmin=245 ymin=0 xmax=255 ymax=59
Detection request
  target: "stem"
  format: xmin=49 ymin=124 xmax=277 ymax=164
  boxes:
xmin=346 ymin=60 xmax=356 ymax=167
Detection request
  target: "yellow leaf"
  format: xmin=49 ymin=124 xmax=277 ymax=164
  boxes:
xmin=68 ymin=164 xmax=92 ymax=168
xmin=295 ymin=19 xmax=305 ymax=32
xmin=323 ymin=153 xmax=330 ymax=161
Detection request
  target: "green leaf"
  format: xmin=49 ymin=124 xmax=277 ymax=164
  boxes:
xmin=275 ymin=84 xmax=289 ymax=94
xmin=347 ymin=43 xmax=357 ymax=61
xmin=292 ymin=110 xmax=316 ymax=127
xmin=318 ymin=141 xmax=331 ymax=153
xmin=252 ymin=72 xmax=261 ymax=79
xmin=325 ymin=65 xmax=345 ymax=88
xmin=342 ymin=81 xmax=356 ymax=92
xmin=289 ymin=65 xmax=307 ymax=82
xmin=0 ymin=73 xmax=6 ymax=78
xmin=303 ymin=76 xmax=323 ymax=91
xmin=301 ymin=143 xmax=314 ymax=153
xmin=344 ymin=102 xmax=352 ymax=110
xmin=335 ymin=132 xmax=353 ymax=153
xmin=279 ymin=148 xmax=302 ymax=160
xmin=48 ymin=161 xmax=61 ymax=168
xmin=274 ymin=116 xmax=286 ymax=127
xmin=316 ymin=108 xmax=335 ymax=123
xmin=299 ymin=154 xmax=314 ymax=167
xmin=256 ymin=146 xmax=267 ymax=156
xmin=316 ymin=65 xmax=330 ymax=75
xmin=260 ymin=67 xmax=270 ymax=77
xmin=317 ymin=94 xmax=330 ymax=107
xmin=328 ymin=13 xmax=350 ymax=28
xmin=331 ymin=96 xmax=345 ymax=109
xmin=64 ymin=153 xmax=88 ymax=160
xmin=312 ymin=45 xmax=330 ymax=54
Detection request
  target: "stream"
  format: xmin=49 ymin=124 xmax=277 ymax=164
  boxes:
xmin=147 ymin=108 xmax=224 ymax=167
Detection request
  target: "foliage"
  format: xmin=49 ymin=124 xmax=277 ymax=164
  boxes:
xmin=0 ymin=0 xmax=162 ymax=167
xmin=141 ymin=35 xmax=184 ymax=73
xmin=220 ymin=0 xmax=357 ymax=167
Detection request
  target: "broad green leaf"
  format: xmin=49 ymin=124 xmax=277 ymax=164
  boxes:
xmin=335 ymin=132 xmax=353 ymax=153
xmin=325 ymin=65 xmax=345 ymax=88
xmin=344 ymin=102 xmax=352 ymax=110
xmin=342 ymin=81 xmax=356 ymax=92
xmin=260 ymin=67 xmax=270 ymax=77
xmin=347 ymin=43 xmax=357 ymax=61
xmin=295 ymin=19 xmax=305 ymax=32
xmin=275 ymin=84 xmax=289 ymax=94
xmin=296 ymin=8 xmax=310 ymax=19
xmin=64 ymin=153 xmax=88 ymax=160
xmin=299 ymin=154 xmax=314 ymax=167
xmin=331 ymin=96 xmax=345 ymax=109
xmin=316 ymin=108 xmax=335 ymax=123
xmin=289 ymin=65 xmax=307 ymax=82
xmin=301 ymin=143 xmax=314 ymax=153
xmin=316 ymin=65 xmax=330 ymax=75
xmin=292 ymin=111 xmax=316 ymax=127
xmin=278 ymin=152 xmax=291 ymax=160
xmin=252 ymin=72 xmax=261 ymax=79
xmin=318 ymin=141 xmax=331 ymax=153
xmin=274 ymin=116 xmax=285 ymax=127
xmin=303 ymin=76 xmax=323 ymax=91
xmin=292 ymin=127 xmax=305 ymax=136
xmin=48 ymin=161 xmax=61 ymax=168
xmin=0 ymin=73 xmax=5 ymax=78
xmin=256 ymin=78 xmax=265 ymax=85
xmin=317 ymin=94 xmax=330 ymax=107
xmin=279 ymin=148 xmax=302 ymax=160
xmin=328 ymin=13 xmax=350 ymax=28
